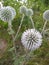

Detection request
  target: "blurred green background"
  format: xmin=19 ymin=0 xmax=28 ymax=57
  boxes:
xmin=0 ymin=0 xmax=49 ymax=65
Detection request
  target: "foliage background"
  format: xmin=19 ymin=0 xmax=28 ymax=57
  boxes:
xmin=0 ymin=0 xmax=49 ymax=65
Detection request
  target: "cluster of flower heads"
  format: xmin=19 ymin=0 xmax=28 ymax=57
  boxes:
xmin=20 ymin=5 xmax=49 ymax=51
xmin=19 ymin=5 xmax=42 ymax=51
xmin=20 ymin=5 xmax=33 ymax=16
xmin=0 ymin=3 xmax=49 ymax=52
xmin=20 ymin=5 xmax=49 ymax=21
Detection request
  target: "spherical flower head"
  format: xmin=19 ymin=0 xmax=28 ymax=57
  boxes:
xmin=26 ymin=9 xmax=33 ymax=16
xmin=20 ymin=5 xmax=27 ymax=14
xmin=0 ymin=7 xmax=13 ymax=22
xmin=21 ymin=29 xmax=42 ymax=51
xmin=43 ymin=10 xmax=49 ymax=21
xmin=6 ymin=6 xmax=16 ymax=19
xmin=0 ymin=6 xmax=16 ymax=22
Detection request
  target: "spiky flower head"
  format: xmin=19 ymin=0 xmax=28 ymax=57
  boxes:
xmin=6 ymin=6 xmax=16 ymax=19
xmin=43 ymin=10 xmax=49 ymax=21
xmin=20 ymin=5 xmax=27 ymax=14
xmin=0 ymin=6 xmax=16 ymax=22
xmin=21 ymin=29 xmax=42 ymax=51
xmin=26 ymin=9 xmax=33 ymax=16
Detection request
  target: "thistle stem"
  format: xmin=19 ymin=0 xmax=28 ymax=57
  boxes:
xmin=45 ymin=29 xmax=49 ymax=32
xmin=41 ymin=20 xmax=47 ymax=34
xmin=30 ymin=16 xmax=35 ymax=28
xmin=8 ymin=21 xmax=17 ymax=56
xmin=11 ymin=35 xmax=17 ymax=56
xmin=8 ymin=21 xmax=12 ymax=29
xmin=14 ymin=14 xmax=24 ymax=41
xmin=8 ymin=14 xmax=24 ymax=60
xmin=21 ymin=51 xmax=34 ymax=65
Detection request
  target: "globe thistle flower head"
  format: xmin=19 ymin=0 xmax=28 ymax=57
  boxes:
xmin=6 ymin=6 xmax=16 ymax=19
xmin=0 ymin=7 xmax=12 ymax=22
xmin=20 ymin=5 xmax=27 ymax=14
xmin=26 ymin=9 xmax=33 ymax=16
xmin=0 ymin=6 xmax=16 ymax=22
xmin=21 ymin=29 xmax=42 ymax=51
xmin=43 ymin=10 xmax=49 ymax=21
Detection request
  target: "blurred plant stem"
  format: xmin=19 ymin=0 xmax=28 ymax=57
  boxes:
xmin=45 ymin=29 xmax=49 ymax=32
xmin=21 ymin=51 xmax=34 ymax=65
xmin=8 ymin=21 xmax=17 ymax=60
xmin=8 ymin=14 xmax=25 ymax=64
xmin=41 ymin=20 xmax=47 ymax=34
xmin=30 ymin=16 xmax=35 ymax=28
xmin=14 ymin=14 xmax=25 ymax=41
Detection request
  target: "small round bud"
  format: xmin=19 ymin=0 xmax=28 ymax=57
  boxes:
xmin=26 ymin=9 xmax=33 ymax=16
xmin=43 ymin=10 xmax=49 ymax=21
xmin=20 ymin=5 xmax=27 ymax=14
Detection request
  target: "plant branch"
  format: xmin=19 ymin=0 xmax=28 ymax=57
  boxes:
xmin=8 ymin=21 xmax=17 ymax=56
xmin=44 ymin=29 xmax=49 ymax=32
xmin=41 ymin=20 xmax=47 ymax=34
xmin=30 ymin=16 xmax=35 ymax=28
xmin=14 ymin=14 xmax=24 ymax=41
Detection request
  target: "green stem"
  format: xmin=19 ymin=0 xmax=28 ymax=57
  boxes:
xmin=21 ymin=51 xmax=34 ymax=65
xmin=30 ymin=16 xmax=35 ymax=28
xmin=8 ymin=21 xmax=12 ymax=30
xmin=14 ymin=14 xmax=24 ymax=41
xmin=41 ymin=20 xmax=47 ymax=34
xmin=8 ymin=21 xmax=17 ymax=56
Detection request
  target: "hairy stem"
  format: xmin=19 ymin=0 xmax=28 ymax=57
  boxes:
xmin=14 ymin=14 xmax=24 ymax=41
xmin=41 ymin=20 xmax=47 ymax=34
